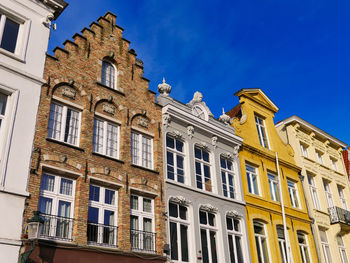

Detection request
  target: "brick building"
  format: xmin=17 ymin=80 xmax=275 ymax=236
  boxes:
xmin=22 ymin=12 xmax=166 ymax=263
xmin=342 ymin=148 xmax=350 ymax=179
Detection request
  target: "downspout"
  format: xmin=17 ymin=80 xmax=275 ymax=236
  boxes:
xmin=275 ymin=152 xmax=291 ymax=263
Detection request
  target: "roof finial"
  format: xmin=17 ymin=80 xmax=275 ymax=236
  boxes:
xmin=158 ymin=77 xmax=171 ymax=96
xmin=218 ymin=108 xmax=231 ymax=125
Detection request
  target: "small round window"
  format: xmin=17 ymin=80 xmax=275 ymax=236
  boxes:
xmin=192 ymin=105 xmax=206 ymax=120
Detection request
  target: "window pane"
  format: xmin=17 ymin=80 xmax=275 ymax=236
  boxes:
xmin=179 ymin=205 xmax=187 ymax=220
xmin=131 ymin=132 xmax=139 ymax=164
xmin=220 ymin=158 xmax=226 ymax=169
xmin=0 ymin=93 xmax=8 ymax=116
xmin=38 ymin=197 xmax=52 ymax=214
xmin=48 ymin=103 xmax=63 ymax=140
xmin=41 ymin=174 xmax=55 ymax=192
xmin=60 ymin=178 xmax=73 ymax=196
xmin=227 ymin=217 xmax=233 ymax=230
xmin=143 ymin=198 xmax=152 ymax=212
xmin=89 ymin=185 xmax=100 ymax=202
xmin=104 ymin=210 xmax=114 ymax=226
xmin=1 ymin=17 xmax=19 ymax=53
xmin=176 ymin=140 xmax=183 ymax=152
xmin=180 ymin=224 xmax=189 ymax=261
xmin=101 ymin=61 xmax=115 ymax=89
xmin=170 ymin=222 xmax=178 ymax=260
xmin=169 ymin=203 xmax=178 ymax=218
xmin=228 ymin=234 xmax=236 ymax=263
xmin=58 ymin=200 xmax=71 ymax=217
xmin=199 ymin=211 xmax=207 ymax=224
xmin=64 ymin=108 xmax=79 ymax=145
xmin=131 ymin=195 xmax=138 ymax=210
xmin=208 ymin=213 xmax=215 ymax=226
xmin=234 ymin=219 xmax=240 ymax=232
xmin=236 ymin=235 xmax=243 ymax=262
xmin=195 ymin=147 xmax=202 ymax=159
xmin=201 ymin=229 xmax=209 ymax=263
xmin=210 ymin=231 xmax=218 ymax=263
xmin=87 ymin=206 xmax=98 ymax=223
xmin=105 ymin=189 xmax=115 ymax=205
xmin=106 ymin=123 xmax=118 ymax=157
xmin=93 ymin=118 xmax=104 ymax=153
xmin=203 ymin=151 xmax=209 ymax=162
xmin=166 ymin=135 xmax=174 ymax=148
xmin=130 ymin=215 xmax=138 ymax=230
xmin=143 ymin=218 xmax=152 ymax=232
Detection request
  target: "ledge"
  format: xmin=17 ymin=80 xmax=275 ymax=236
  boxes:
xmin=96 ymin=82 xmax=125 ymax=96
xmin=115 ymin=24 xmax=124 ymax=31
xmin=122 ymin=37 xmax=130 ymax=43
xmin=46 ymin=138 xmax=85 ymax=152
xmin=46 ymin=52 xmax=58 ymax=61
xmin=63 ymin=40 xmax=78 ymax=47
xmin=90 ymin=21 xmax=103 ymax=29
xmin=142 ymin=76 xmax=150 ymax=82
xmin=92 ymin=152 xmax=124 ymax=164
xmin=53 ymin=46 xmax=69 ymax=54
xmin=73 ymin=33 xmax=87 ymax=41
xmin=131 ymin=164 xmax=159 ymax=174
xmin=81 ymin=27 xmax=95 ymax=35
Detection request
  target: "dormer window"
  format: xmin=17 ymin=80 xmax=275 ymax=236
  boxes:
xmin=101 ymin=60 xmax=116 ymax=89
xmin=192 ymin=105 xmax=207 ymax=120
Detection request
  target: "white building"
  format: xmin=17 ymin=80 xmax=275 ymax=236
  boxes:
xmin=0 ymin=0 xmax=67 ymax=261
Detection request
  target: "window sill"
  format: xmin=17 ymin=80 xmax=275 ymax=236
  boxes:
xmin=92 ymin=152 xmax=124 ymax=164
xmin=96 ymin=81 xmax=125 ymax=96
xmin=0 ymin=48 xmax=25 ymax=63
xmin=131 ymin=164 xmax=159 ymax=174
xmin=46 ymin=138 xmax=84 ymax=152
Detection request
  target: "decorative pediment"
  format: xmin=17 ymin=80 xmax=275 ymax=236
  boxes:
xmin=169 ymin=196 xmax=191 ymax=206
xmin=168 ymin=130 xmax=184 ymax=140
xmin=200 ymin=204 xmax=218 ymax=213
xmin=196 ymin=142 xmax=210 ymax=151
xmin=235 ymin=89 xmax=279 ymax=113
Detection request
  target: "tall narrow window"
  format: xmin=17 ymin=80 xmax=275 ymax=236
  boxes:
xmin=268 ymin=172 xmax=280 ymax=202
xmin=101 ymin=61 xmax=116 ymax=89
xmin=338 ymin=186 xmax=347 ymax=210
xmin=287 ymin=180 xmax=300 ymax=208
xmin=0 ymin=92 xmax=8 ymax=132
xmin=320 ymin=229 xmax=332 ymax=263
xmin=195 ymin=147 xmax=212 ymax=192
xmin=316 ymin=150 xmax=324 ymax=165
xmin=221 ymin=157 xmax=235 ymax=198
xmin=87 ymin=185 xmax=118 ymax=246
xmin=297 ymin=231 xmax=311 ymax=263
xmin=199 ymin=210 xmax=218 ymax=263
xmin=227 ymin=216 xmax=244 ymax=263
xmin=169 ymin=202 xmax=189 ymax=262
xmin=337 ymin=235 xmax=348 ymax=263
xmin=330 ymin=158 xmax=337 ymax=171
xmin=48 ymin=102 xmax=81 ymax=146
xmin=300 ymin=143 xmax=308 ymax=157
xmin=0 ymin=14 xmax=20 ymax=54
xmin=307 ymin=174 xmax=320 ymax=210
xmin=166 ymin=135 xmax=185 ymax=183
xmin=93 ymin=118 xmax=119 ymax=159
xmin=131 ymin=131 xmax=153 ymax=169
xmin=323 ymin=180 xmax=333 ymax=208
xmin=253 ymin=221 xmax=269 ymax=263
xmin=38 ymin=173 xmax=75 ymax=241
xmin=277 ymin=226 xmax=288 ymax=263
xmin=246 ymin=164 xmax=259 ymax=195
xmin=130 ymin=195 xmax=155 ymax=252
xmin=255 ymin=115 xmax=269 ymax=148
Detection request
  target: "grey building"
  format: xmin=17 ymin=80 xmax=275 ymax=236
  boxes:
xmin=157 ymin=79 xmax=251 ymax=263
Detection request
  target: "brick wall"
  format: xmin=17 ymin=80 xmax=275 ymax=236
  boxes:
xmin=23 ymin=12 xmax=166 ymax=258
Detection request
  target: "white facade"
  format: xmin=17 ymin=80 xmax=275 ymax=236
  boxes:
xmin=0 ymin=0 xmax=66 ymax=262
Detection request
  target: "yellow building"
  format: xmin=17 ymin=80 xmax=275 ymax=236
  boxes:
xmin=276 ymin=116 xmax=350 ymax=263
xmin=227 ymin=89 xmax=318 ymax=263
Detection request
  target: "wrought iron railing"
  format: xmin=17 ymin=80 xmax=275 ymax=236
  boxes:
xmin=329 ymin=206 xmax=350 ymax=225
xmin=130 ymin=229 xmax=156 ymax=253
xmin=40 ymin=213 xmax=74 ymax=241
xmin=87 ymin=223 xmax=118 ymax=247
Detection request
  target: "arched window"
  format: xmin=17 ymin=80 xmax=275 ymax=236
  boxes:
xmin=101 ymin=60 xmax=116 ymax=89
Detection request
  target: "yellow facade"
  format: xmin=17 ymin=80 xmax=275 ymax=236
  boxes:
xmin=228 ymin=89 xmax=318 ymax=263
xmin=276 ymin=116 xmax=350 ymax=263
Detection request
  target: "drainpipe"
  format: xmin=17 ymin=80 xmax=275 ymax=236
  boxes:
xmin=275 ymin=152 xmax=291 ymax=263
xmin=298 ymin=171 xmax=323 ymax=263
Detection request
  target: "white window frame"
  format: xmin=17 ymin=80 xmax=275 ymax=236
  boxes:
xmin=0 ymin=86 xmax=18 ymax=187
xmin=287 ymin=180 xmax=300 ymax=208
xmin=297 ymin=232 xmax=312 ymax=263
xmin=131 ymin=131 xmax=154 ymax=169
xmin=166 ymin=134 xmax=186 ymax=183
xmin=87 ymin=184 xmax=118 ymax=246
xmin=93 ymin=117 xmax=120 ymax=159
xmin=227 ymin=216 xmax=244 ymax=263
xmin=246 ymin=164 xmax=260 ymax=195
xmin=48 ymin=101 xmax=82 ymax=146
xmin=255 ymin=115 xmax=269 ymax=148
xmin=337 ymin=235 xmax=349 ymax=263
xmin=320 ymin=229 xmax=333 ymax=263
xmin=300 ymin=143 xmax=309 ymax=158
xmin=168 ymin=202 xmax=190 ymax=262
xmin=330 ymin=158 xmax=337 ymax=171
xmin=268 ymin=172 xmax=280 ymax=202
xmin=38 ymin=173 xmax=76 ymax=240
xmin=194 ymin=146 xmax=213 ymax=192
xmin=199 ymin=210 xmax=218 ymax=263
xmin=0 ymin=7 xmax=30 ymax=60
xmin=276 ymin=226 xmax=288 ymax=263
xmin=323 ymin=180 xmax=334 ymax=208
xmin=316 ymin=150 xmax=324 ymax=165
xmin=130 ymin=194 xmax=155 ymax=252
xmin=101 ymin=60 xmax=117 ymax=89
xmin=220 ymin=156 xmax=236 ymax=199
xmin=307 ymin=174 xmax=320 ymax=210
xmin=338 ymin=186 xmax=347 ymax=210
xmin=253 ymin=221 xmax=270 ymax=263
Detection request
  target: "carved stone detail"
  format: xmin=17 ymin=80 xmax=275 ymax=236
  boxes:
xmin=197 ymin=142 xmax=210 ymax=151
xmin=218 ymin=108 xmax=231 ymax=125
xmin=169 ymin=130 xmax=183 ymax=140
xmin=138 ymin=117 xmax=149 ymax=128
xmin=211 ymin=136 xmax=217 ymax=148
xmin=187 ymin=125 xmax=194 ymax=139
xmin=163 ymin=113 xmax=171 ymax=127
xmin=103 ymin=104 xmax=116 ymax=115
xmin=62 ymin=87 xmax=76 ymax=99
xmin=169 ymin=196 xmax=192 ymax=206
xmin=200 ymin=204 xmax=218 ymax=213
xmin=227 ymin=210 xmax=240 ymax=218
xmin=158 ymin=77 xmax=171 ymax=96
xmin=221 ymin=152 xmax=234 ymax=160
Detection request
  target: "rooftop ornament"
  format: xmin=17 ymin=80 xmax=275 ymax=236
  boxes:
xmin=158 ymin=77 xmax=171 ymax=96
xmin=218 ymin=108 xmax=231 ymax=125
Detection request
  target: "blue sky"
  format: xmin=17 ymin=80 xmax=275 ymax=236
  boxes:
xmin=50 ymin=0 xmax=350 ymax=145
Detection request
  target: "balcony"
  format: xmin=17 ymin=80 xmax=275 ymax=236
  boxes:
xmin=40 ymin=213 xmax=74 ymax=241
xmin=328 ymin=207 xmax=350 ymax=231
xmin=130 ymin=229 xmax=156 ymax=253
xmin=87 ymin=223 xmax=118 ymax=247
